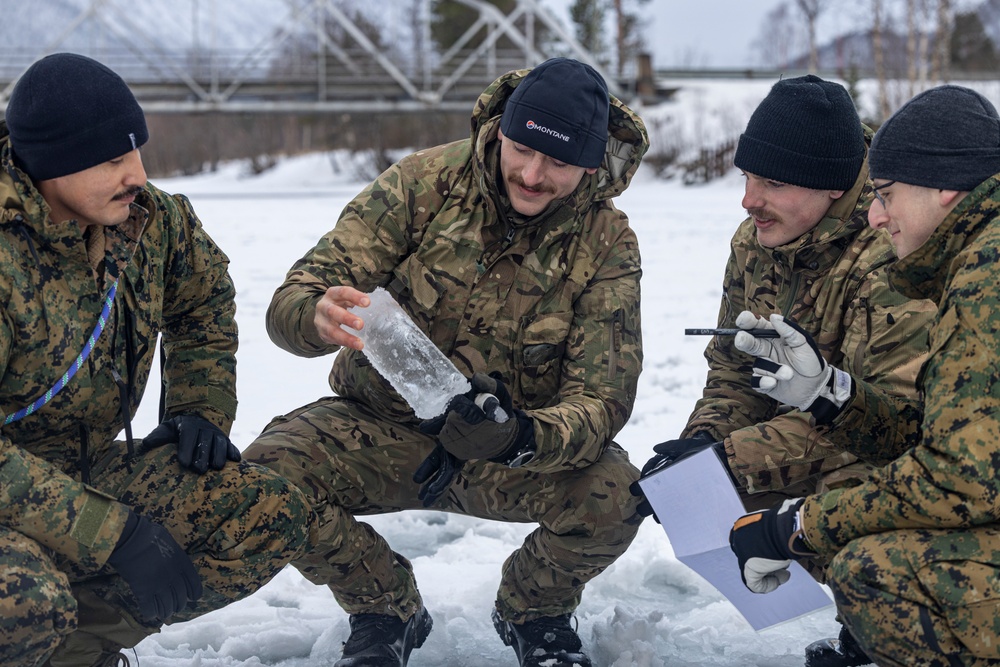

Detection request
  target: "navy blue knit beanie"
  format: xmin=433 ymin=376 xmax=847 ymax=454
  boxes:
xmin=870 ymin=85 xmax=1000 ymax=191
xmin=500 ymin=58 xmax=609 ymax=168
xmin=6 ymin=53 xmax=148 ymax=181
xmin=734 ymin=74 xmax=865 ymax=190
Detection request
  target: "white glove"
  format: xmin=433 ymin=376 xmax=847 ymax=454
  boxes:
xmin=734 ymin=312 xmax=852 ymax=421
xmin=743 ymin=556 xmax=792 ymax=594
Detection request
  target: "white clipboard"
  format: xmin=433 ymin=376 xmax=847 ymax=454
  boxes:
xmin=638 ymin=447 xmax=833 ymax=631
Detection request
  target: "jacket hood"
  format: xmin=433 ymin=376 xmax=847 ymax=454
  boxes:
xmin=469 ymin=66 xmax=649 ymax=203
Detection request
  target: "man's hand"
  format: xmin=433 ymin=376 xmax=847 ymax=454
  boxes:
xmin=143 ymin=414 xmax=240 ymax=474
xmin=734 ymin=312 xmax=853 ymax=423
xmin=631 ymin=432 xmax=720 ymax=521
xmin=414 ymin=372 xmax=535 ymax=505
xmin=411 ymin=444 xmax=461 ymax=507
xmin=313 ymin=285 xmax=370 ymax=350
xmin=107 ymin=511 xmax=203 ymax=622
xmin=729 ymin=498 xmax=814 ymax=594
xmin=420 ymin=372 xmax=534 ymax=463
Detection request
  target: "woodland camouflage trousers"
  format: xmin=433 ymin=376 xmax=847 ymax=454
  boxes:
xmin=828 ymin=525 xmax=1000 ymax=667
xmin=0 ymin=442 xmax=312 ymax=667
xmin=244 ymin=396 xmax=643 ymax=625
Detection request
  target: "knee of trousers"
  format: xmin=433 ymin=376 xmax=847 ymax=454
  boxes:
xmin=0 ymin=530 xmax=77 ymax=663
xmin=543 ymin=449 xmax=642 ymax=544
xmin=826 ymin=537 xmax=877 ymax=605
xmin=207 ymin=460 xmax=315 ymax=560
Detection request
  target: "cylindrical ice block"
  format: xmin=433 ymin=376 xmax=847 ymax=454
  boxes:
xmin=346 ymin=287 xmax=471 ymax=419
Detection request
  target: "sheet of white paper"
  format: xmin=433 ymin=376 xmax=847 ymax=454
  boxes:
xmin=639 ymin=448 xmax=833 ymax=631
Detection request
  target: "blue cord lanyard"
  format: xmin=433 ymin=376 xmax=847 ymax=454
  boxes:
xmin=3 ymin=281 xmax=119 ymax=426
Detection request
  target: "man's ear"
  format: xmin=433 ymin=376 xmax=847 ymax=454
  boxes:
xmin=828 ymin=189 xmax=846 ymax=200
xmin=938 ymin=189 xmax=967 ymax=208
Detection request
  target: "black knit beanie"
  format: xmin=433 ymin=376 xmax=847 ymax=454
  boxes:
xmin=869 ymin=85 xmax=1000 ymax=191
xmin=500 ymin=58 xmax=609 ymax=169
xmin=6 ymin=53 xmax=148 ymax=181
xmin=734 ymin=74 xmax=865 ymax=190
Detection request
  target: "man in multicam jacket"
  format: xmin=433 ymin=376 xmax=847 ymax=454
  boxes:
xmin=0 ymin=54 xmax=311 ymax=667
xmin=730 ymin=84 xmax=1000 ymax=667
xmin=634 ymin=75 xmax=934 ymax=667
xmin=244 ymin=57 xmax=647 ymax=667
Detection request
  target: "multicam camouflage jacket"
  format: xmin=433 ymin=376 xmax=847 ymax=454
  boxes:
xmin=682 ymin=150 xmax=934 ymax=493
xmin=803 ymin=173 xmax=1000 ymax=552
xmin=266 ymin=68 xmax=648 ymax=473
xmin=0 ymin=123 xmax=238 ymax=570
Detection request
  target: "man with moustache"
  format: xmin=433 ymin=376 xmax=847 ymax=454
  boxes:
xmin=0 ymin=53 xmax=311 ymax=667
xmin=633 ymin=75 xmax=934 ymax=667
xmin=729 ymin=83 xmax=1000 ymax=667
xmin=244 ymin=57 xmax=647 ymax=667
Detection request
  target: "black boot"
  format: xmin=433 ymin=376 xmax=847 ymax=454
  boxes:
xmin=805 ymin=625 xmax=874 ymax=667
xmin=492 ymin=608 xmax=592 ymax=667
xmin=334 ymin=606 xmax=432 ymax=667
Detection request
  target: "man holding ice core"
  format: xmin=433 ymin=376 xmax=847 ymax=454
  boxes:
xmin=243 ymin=57 xmax=648 ymax=667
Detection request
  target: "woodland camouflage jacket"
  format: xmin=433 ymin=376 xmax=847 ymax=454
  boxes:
xmin=266 ymin=68 xmax=649 ymax=473
xmin=682 ymin=146 xmax=935 ymax=493
xmin=803 ymin=173 xmax=1000 ymax=552
xmin=0 ymin=123 xmax=238 ymax=570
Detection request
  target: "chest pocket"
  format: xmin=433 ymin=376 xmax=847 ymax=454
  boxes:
xmin=516 ymin=311 xmax=571 ymax=409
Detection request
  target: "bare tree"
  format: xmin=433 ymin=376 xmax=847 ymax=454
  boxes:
xmin=795 ymin=0 xmax=831 ymax=72
xmin=872 ymin=0 xmax=892 ymax=120
xmin=751 ymin=2 xmax=800 ymax=68
xmin=906 ymin=0 xmax=935 ymax=97
xmin=930 ymin=0 xmax=953 ymax=82
xmin=610 ymin=0 xmax=650 ymax=77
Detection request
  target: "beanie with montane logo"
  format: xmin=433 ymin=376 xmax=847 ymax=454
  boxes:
xmin=869 ymin=84 xmax=1000 ymax=191
xmin=499 ymin=57 xmax=609 ymax=168
xmin=6 ymin=52 xmax=148 ymax=181
xmin=734 ymin=74 xmax=865 ymax=190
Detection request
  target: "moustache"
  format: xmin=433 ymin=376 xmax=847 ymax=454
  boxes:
xmin=508 ymin=175 xmax=556 ymax=196
xmin=746 ymin=207 xmax=779 ymax=222
xmin=113 ymin=186 xmax=143 ymax=201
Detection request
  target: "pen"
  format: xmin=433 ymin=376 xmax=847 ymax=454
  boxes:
xmin=685 ymin=328 xmax=781 ymax=338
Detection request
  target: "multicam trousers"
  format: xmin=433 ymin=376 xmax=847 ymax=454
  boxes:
xmin=244 ymin=396 xmax=643 ymax=625
xmin=0 ymin=442 xmax=312 ymax=667
xmin=827 ymin=525 xmax=1000 ymax=667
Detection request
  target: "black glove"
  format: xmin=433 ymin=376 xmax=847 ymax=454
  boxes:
xmin=630 ymin=432 xmax=721 ymax=521
xmin=414 ymin=372 xmax=535 ymax=505
xmin=411 ymin=444 xmax=461 ymax=507
xmin=107 ymin=511 xmax=203 ymax=622
xmin=143 ymin=414 xmax=241 ymax=474
xmin=729 ymin=498 xmax=816 ymax=594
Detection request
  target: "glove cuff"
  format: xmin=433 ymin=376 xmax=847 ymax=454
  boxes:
xmin=489 ymin=410 xmax=536 ymax=467
xmin=805 ymin=366 xmax=853 ymax=425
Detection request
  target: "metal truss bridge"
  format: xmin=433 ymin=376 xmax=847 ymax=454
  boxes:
xmin=0 ymin=0 xmax=620 ymax=114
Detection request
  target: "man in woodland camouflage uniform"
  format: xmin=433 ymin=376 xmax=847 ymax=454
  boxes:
xmin=244 ymin=57 xmax=647 ymax=667
xmin=730 ymin=84 xmax=1000 ymax=667
xmin=0 ymin=54 xmax=312 ymax=667
xmin=633 ymin=75 xmax=934 ymax=666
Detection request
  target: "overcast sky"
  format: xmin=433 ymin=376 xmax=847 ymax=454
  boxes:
xmin=545 ymin=0 xmax=935 ymax=69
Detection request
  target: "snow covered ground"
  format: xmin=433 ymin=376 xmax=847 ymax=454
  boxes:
xmin=121 ymin=81 xmax=876 ymax=665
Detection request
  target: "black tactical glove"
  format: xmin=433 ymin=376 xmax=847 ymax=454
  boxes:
xmin=143 ymin=414 xmax=241 ymax=474
xmin=414 ymin=372 xmax=535 ymax=506
xmin=412 ymin=444 xmax=462 ymax=507
xmin=729 ymin=498 xmax=816 ymax=594
xmin=107 ymin=510 xmax=203 ymax=622
xmin=630 ymin=431 xmax=721 ymax=521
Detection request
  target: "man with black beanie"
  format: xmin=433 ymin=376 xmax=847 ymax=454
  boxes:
xmin=633 ymin=74 xmax=934 ymax=667
xmin=0 ymin=53 xmax=312 ymax=667
xmin=730 ymin=84 xmax=1000 ymax=667
xmin=243 ymin=57 xmax=647 ymax=667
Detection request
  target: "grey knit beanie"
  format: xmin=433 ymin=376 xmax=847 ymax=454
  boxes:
xmin=734 ymin=74 xmax=865 ymax=190
xmin=869 ymin=85 xmax=1000 ymax=191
